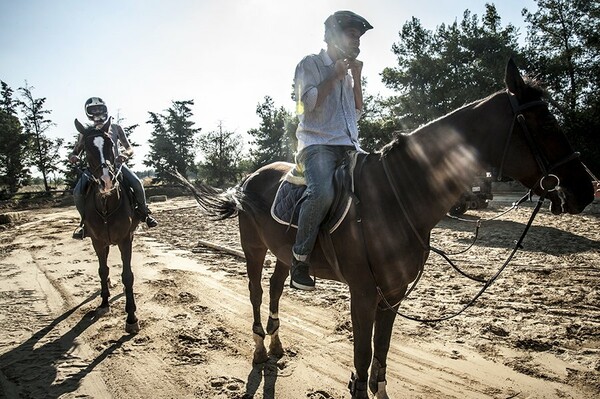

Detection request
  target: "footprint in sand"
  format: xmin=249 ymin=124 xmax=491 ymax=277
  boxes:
xmin=207 ymin=376 xmax=245 ymax=396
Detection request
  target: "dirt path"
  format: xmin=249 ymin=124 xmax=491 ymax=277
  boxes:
xmin=0 ymin=197 xmax=598 ymax=398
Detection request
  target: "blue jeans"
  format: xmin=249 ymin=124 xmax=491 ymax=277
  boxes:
xmin=73 ymin=165 xmax=147 ymax=219
xmin=292 ymin=145 xmax=353 ymax=261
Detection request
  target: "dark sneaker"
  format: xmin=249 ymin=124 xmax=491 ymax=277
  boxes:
xmin=290 ymin=258 xmax=315 ymax=291
xmin=146 ymin=215 xmax=158 ymax=228
xmin=72 ymin=226 xmax=85 ymax=240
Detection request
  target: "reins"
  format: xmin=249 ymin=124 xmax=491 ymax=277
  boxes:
xmin=377 ymin=185 xmax=548 ymax=322
xmin=358 ymin=91 xmax=581 ymax=323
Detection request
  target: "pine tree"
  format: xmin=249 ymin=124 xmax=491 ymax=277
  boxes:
xmin=0 ymin=81 xmax=29 ymax=194
xmin=197 ymin=121 xmax=244 ymax=187
xmin=381 ymin=4 xmax=522 ymax=130
xmin=248 ymin=96 xmax=296 ymax=169
xmin=18 ymin=82 xmax=62 ymax=192
xmin=145 ymin=100 xmax=201 ymax=181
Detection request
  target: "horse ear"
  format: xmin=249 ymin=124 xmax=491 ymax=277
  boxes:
xmin=74 ymin=118 xmax=86 ymax=134
xmin=505 ymin=57 xmax=525 ymax=97
xmin=101 ymin=117 xmax=112 ymax=133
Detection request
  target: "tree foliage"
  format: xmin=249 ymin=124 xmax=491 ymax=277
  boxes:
xmin=523 ymin=0 xmax=600 ymax=174
xmin=248 ymin=96 xmax=296 ymax=169
xmin=197 ymin=122 xmax=244 ymax=187
xmin=357 ymin=79 xmax=404 ymax=152
xmin=0 ymin=81 xmax=29 ymax=194
xmin=381 ymin=4 xmax=522 ymax=131
xmin=18 ymin=82 xmax=62 ymax=192
xmin=145 ymin=100 xmax=200 ymax=180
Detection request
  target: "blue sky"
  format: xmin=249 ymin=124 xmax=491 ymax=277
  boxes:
xmin=0 ymin=0 xmax=536 ymax=171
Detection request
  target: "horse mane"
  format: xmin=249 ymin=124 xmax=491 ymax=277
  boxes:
xmin=378 ymin=76 xmax=547 ymax=159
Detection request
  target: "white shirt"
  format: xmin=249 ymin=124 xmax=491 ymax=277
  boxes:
xmin=293 ymin=49 xmax=363 ymax=153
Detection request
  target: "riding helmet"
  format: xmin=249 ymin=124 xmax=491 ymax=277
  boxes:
xmin=324 ymin=11 xmax=373 ymax=38
xmin=85 ymin=97 xmax=108 ymax=124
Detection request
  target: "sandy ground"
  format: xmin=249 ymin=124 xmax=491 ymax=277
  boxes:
xmin=0 ymin=195 xmax=598 ymax=399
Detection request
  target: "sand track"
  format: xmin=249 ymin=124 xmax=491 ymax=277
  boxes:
xmin=0 ymin=197 xmax=598 ymax=398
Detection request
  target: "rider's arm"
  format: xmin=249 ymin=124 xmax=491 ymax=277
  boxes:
xmin=349 ymin=59 xmax=363 ymax=115
xmin=295 ymin=56 xmax=348 ymax=114
xmin=68 ymin=134 xmax=84 ymax=163
xmin=315 ymin=59 xmax=349 ymax=108
xmin=115 ymin=125 xmax=134 ymax=159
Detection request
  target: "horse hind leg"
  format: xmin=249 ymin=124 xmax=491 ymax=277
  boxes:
xmin=266 ymin=259 xmax=288 ymax=358
xmin=246 ymin=243 xmax=269 ymax=363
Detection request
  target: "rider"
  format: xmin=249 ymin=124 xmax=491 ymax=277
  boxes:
xmin=290 ymin=11 xmax=372 ymax=290
xmin=68 ymin=97 xmax=158 ymax=239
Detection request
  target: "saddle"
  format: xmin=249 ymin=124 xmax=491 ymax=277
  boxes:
xmin=271 ymin=151 xmax=359 ymax=233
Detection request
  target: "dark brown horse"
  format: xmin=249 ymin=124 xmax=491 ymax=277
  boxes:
xmin=75 ymin=118 xmax=140 ymax=334
xmin=177 ymin=59 xmax=594 ymax=398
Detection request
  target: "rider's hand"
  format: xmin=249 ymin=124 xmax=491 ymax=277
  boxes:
xmin=116 ymin=154 xmax=129 ymax=164
xmin=334 ymin=59 xmax=349 ymax=80
xmin=68 ymin=154 xmax=79 ymax=164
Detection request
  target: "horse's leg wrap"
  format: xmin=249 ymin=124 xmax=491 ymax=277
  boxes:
xmin=369 ymin=357 xmax=388 ymax=398
xmin=348 ymin=372 xmax=368 ymax=398
xmin=266 ymin=316 xmax=279 ymax=335
xmin=266 ymin=316 xmax=283 ymax=358
xmin=252 ymin=322 xmax=268 ymax=364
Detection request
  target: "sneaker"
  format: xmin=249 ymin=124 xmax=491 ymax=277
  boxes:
xmin=146 ymin=215 xmax=158 ymax=228
xmin=72 ymin=226 xmax=85 ymax=240
xmin=290 ymin=258 xmax=315 ymax=291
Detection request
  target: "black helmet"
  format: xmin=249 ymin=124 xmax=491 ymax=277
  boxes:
xmin=324 ymin=11 xmax=373 ymax=38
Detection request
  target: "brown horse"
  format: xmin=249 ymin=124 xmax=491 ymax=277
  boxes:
xmin=177 ymin=59 xmax=594 ymax=398
xmin=75 ymin=118 xmax=140 ymax=334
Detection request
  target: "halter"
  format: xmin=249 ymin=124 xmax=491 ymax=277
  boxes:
xmin=364 ymin=91 xmax=583 ymax=322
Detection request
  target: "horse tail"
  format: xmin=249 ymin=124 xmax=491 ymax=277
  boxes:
xmin=168 ymin=170 xmax=241 ymax=220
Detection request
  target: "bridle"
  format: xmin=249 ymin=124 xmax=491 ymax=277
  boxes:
xmin=359 ymin=91 xmax=584 ymax=322
xmin=85 ymin=132 xmax=123 ymax=194
xmin=497 ymin=90 xmax=581 ymax=192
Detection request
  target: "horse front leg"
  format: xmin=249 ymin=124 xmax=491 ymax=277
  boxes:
xmin=369 ymin=303 xmax=399 ymax=399
xmin=349 ymin=286 xmax=378 ymax=399
xmin=118 ymin=238 xmax=139 ymax=334
xmin=266 ymin=259 xmax=288 ymax=358
xmin=246 ymin=246 xmax=269 ymax=364
xmin=92 ymin=239 xmax=111 ymax=316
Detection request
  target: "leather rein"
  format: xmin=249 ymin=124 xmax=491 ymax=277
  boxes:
xmin=358 ymin=91 xmax=581 ymax=322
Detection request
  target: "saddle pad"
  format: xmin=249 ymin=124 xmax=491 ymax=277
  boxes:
xmin=270 ymin=179 xmax=352 ymax=234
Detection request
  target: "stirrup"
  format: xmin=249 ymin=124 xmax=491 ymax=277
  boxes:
xmin=146 ymin=215 xmax=158 ymax=228
xmin=72 ymin=227 xmax=85 ymax=240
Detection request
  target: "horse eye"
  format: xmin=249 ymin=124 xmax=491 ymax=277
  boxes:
xmin=541 ymin=118 xmax=558 ymax=131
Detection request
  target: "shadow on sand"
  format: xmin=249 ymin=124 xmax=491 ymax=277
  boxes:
xmin=0 ymin=292 xmax=132 ymax=398
xmin=435 ymin=213 xmax=599 ymax=256
xmin=243 ymin=356 xmax=280 ymax=399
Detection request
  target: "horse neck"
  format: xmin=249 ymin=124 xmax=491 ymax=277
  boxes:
xmin=381 ymin=92 xmax=511 ymax=230
xmin=93 ymin=181 xmax=123 ymax=213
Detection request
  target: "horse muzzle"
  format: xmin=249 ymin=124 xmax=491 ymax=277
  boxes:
xmin=99 ymin=175 xmax=113 ymax=194
xmin=548 ymin=184 xmax=593 ymax=215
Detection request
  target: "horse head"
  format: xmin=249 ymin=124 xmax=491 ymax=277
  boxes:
xmin=500 ymin=58 xmax=593 ymax=214
xmin=74 ymin=117 xmax=118 ymax=195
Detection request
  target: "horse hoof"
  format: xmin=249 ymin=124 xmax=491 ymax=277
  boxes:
xmin=374 ymin=384 xmax=389 ymax=399
xmin=253 ymin=348 xmax=269 ymax=364
xmin=125 ymin=320 xmax=140 ymax=334
xmin=96 ymin=306 xmax=110 ymax=317
xmin=268 ymin=336 xmax=284 ymax=358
